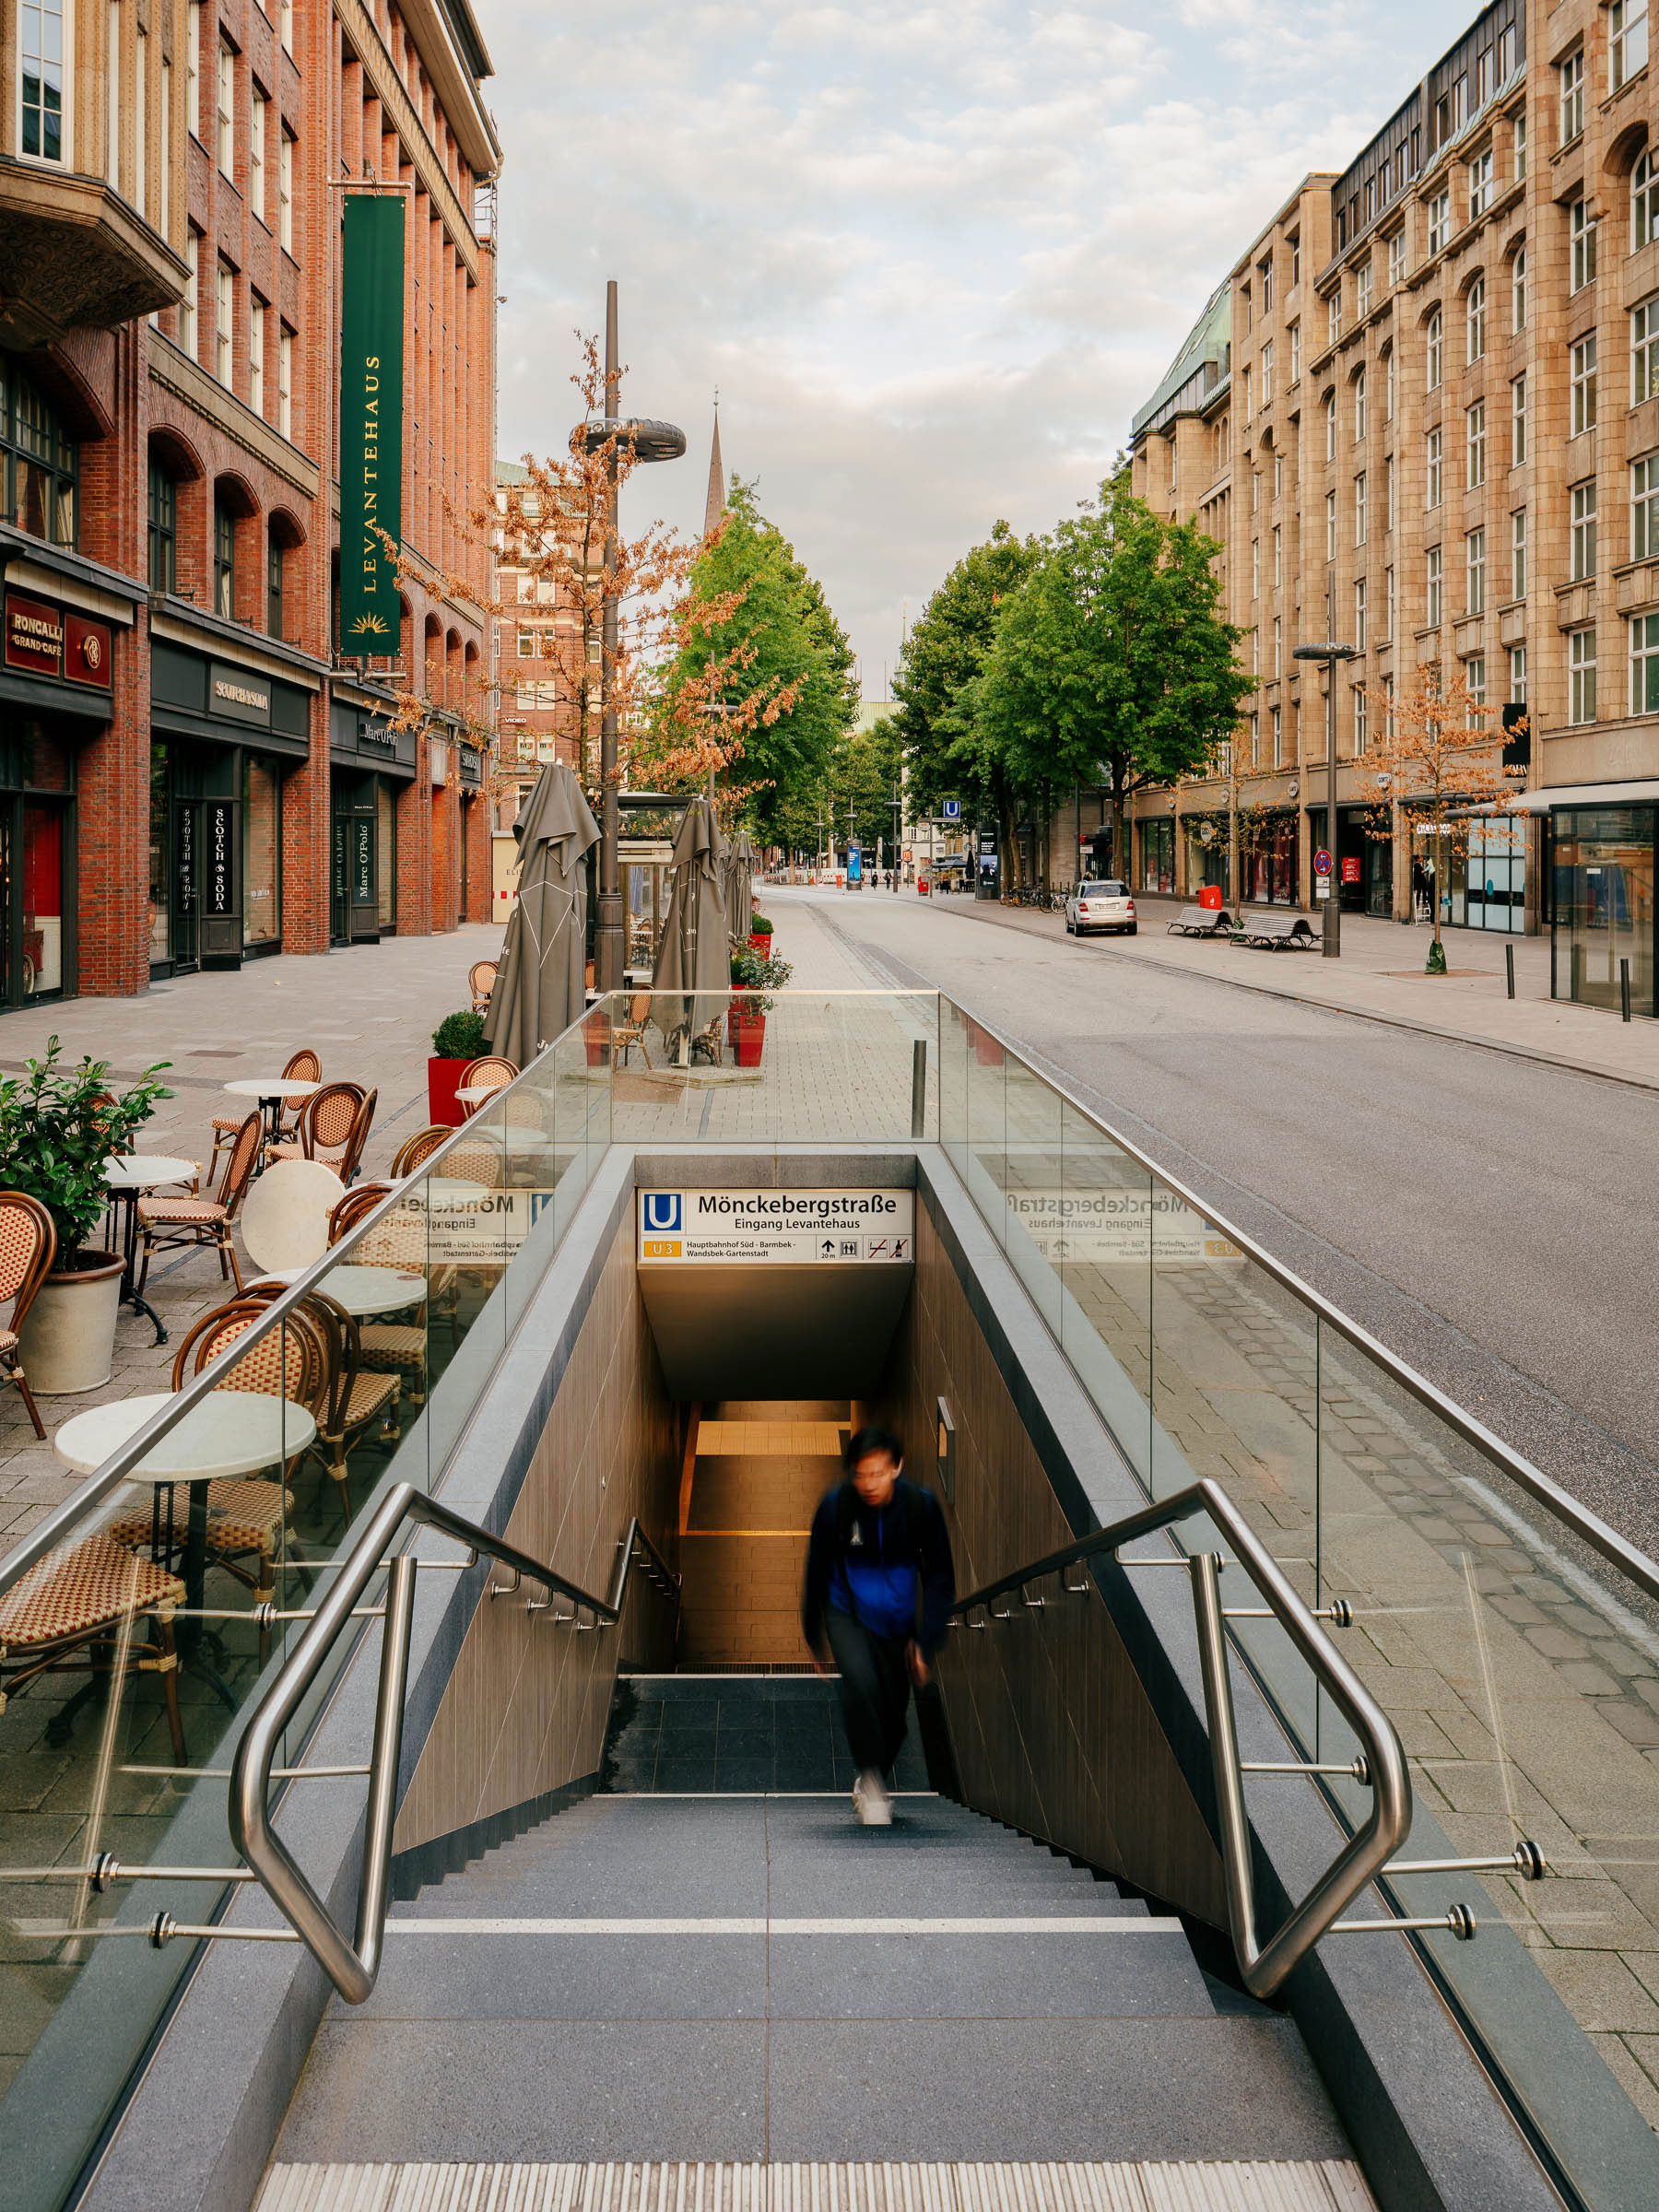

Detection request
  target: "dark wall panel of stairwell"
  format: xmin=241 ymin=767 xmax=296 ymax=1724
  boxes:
xmin=874 ymin=1194 xmax=1229 ymax=1928
xmin=393 ymin=1213 xmax=680 ymax=1855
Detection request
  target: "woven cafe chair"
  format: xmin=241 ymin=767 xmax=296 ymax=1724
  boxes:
xmin=135 ymin=1112 xmax=262 ymax=1297
xmin=469 ymin=959 xmax=497 ymax=1013
xmin=612 ymin=992 xmax=654 ymax=1069
xmin=267 ymin=1081 xmax=365 ymax=1172
xmin=0 ymin=1192 xmax=55 ymax=1439
xmin=0 ymin=1534 xmax=186 ymax=1760
xmin=107 ymin=1299 xmax=324 ymax=1658
xmin=327 ymin=1183 xmax=441 ymax=1403
xmin=390 ymin=1125 xmax=451 ymax=1177
xmin=458 ymin=1055 xmax=518 ymax=1117
xmin=296 ymin=1288 xmax=400 ymax=1513
xmin=335 ymin=1088 xmax=377 ymax=1185
xmin=210 ymin=1048 xmax=319 ymax=1166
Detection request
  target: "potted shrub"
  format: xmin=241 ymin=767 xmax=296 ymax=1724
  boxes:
xmin=727 ymin=947 xmax=794 ymax=1067
xmin=429 ymin=1009 xmax=488 ymax=1125
xmin=0 ymin=1039 xmax=171 ymax=1394
xmin=748 ymin=912 xmax=775 ymax=953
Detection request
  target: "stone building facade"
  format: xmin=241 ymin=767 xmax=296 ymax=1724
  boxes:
xmin=0 ymin=0 xmax=497 ymax=1012
xmin=1128 ymin=0 xmax=1659 ymax=1013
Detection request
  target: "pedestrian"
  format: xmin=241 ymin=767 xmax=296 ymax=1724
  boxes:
xmin=802 ymin=1424 xmax=956 ymax=1826
xmin=1411 ymin=856 xmax=1429 ymax=922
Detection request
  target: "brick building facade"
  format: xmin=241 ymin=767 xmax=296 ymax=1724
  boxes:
xmin=0 ymin=0 xmax=498 ymax=1014
xmin=1128 ymin=0 xmax=1659 ymax=1015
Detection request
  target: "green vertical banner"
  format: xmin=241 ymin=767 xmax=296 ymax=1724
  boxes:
xmin=339 ymin=194 xmax=405 ymax=653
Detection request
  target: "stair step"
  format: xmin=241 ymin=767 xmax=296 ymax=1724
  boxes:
xmin=259 ymin=2160 xmax=1376 ymax=2212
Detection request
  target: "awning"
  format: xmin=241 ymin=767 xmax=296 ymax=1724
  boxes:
xmin=1505 ymin=781 xmax=1659 ymax=814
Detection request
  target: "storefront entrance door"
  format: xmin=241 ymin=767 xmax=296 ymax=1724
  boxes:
xmin=331 ymin=784 xmax=380 ymax=944
xmin=1554 ymin=806 xmax=1655 ymax=1016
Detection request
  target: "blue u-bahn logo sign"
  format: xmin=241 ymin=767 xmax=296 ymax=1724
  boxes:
xmin=642 ymin=1192 xmax=682 ymax=1233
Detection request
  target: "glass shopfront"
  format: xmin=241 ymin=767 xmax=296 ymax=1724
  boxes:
xmin=1140 ymin=817 xmax=1174 ymax=893
xmin=328 ymin=699 xmax=417 ymax=945
xmin=0 ymin=587 xmax=118 ymax=1008
xmin=1241 ymin=813 xmax=1298 ymax=905
xmin=1441 ymin=816 xmax=1526 ymax=933
xmin=1551 ymin=805 xmax=1655 ymax=1017
xmin=150 ymin=640 xmax=312 ymax=972
xmin=1182 ymin=816 xmax=1230 ymax=900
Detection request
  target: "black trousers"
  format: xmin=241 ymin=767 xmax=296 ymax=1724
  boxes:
xmin=826 ymin=1608 xmax=911 ymax=1776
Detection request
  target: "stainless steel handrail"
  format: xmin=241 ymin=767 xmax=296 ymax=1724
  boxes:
xmin=949 ymin=1476 xmax=1411 ymax=2000
xmin=939 ymin=993 xmax=1659 ymax=1610
xmin=228 ymin=1478 xmax=678 ymax=2004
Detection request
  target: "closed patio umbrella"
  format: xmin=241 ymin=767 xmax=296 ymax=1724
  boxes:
xmin=653 ymin=794 xmax=731 ymax=1061
xmin=483 ymin=762 xmax=600 ymax=1063
xmin=726 ymin=829 xmax=758 ymax=943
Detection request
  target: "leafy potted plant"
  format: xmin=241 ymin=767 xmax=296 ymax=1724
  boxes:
xmin=727 ymin=947 xmax=794 ymax=1067
xmin=429 ymin=1009 xmax=488 ymax=1125
xmin=748 ymin=912 xmax=775 ymax=953
xmin=0 ymin=1039 xmax=171 ymax=1393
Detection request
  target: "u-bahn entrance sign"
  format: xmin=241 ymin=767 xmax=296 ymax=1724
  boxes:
xmin=639 ymin=1188 xmax=914 ymax=1264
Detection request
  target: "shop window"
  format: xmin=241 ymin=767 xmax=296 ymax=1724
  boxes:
xmin=243 ymin=757 xmax=281 ymax=946
xmin=147 ymin=460 xmax=176 ymax=594
xmin=148 ymin=743 xmax=170 ymax=965
xmin=376 ymin=782 xmax=395 ymax=931
xmin=267 ymin=533 xmax=283 ymax=638
xmin=18 ymin=0 xmax=66 ymax=163
xmin=214 ymin=497 xmax=235 ymax=618
xmin=20 ymin=802 xmax=63 ymax=995
xmin=1 ymin=357 xmax=76 ymax=547
xmin=1140 ymin=817 xmax=1173 ymax=895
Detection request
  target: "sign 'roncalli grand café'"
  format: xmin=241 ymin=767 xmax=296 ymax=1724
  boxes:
xmin=0 ymin=0 xmax=500 ymax=1008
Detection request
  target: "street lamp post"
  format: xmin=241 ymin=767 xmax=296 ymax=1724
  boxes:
xmin=1293 ymin=640 xmax=1359 ymax=958
xmin=583 ymin=282 xmax=686 ymax=993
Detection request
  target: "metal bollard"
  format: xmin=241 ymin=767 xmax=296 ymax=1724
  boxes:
xmin=1621 ymin=957 xmax=1632 ymax=1023
xmin=912 ymin=1039 xmax=928 ymax=1138
xmin=1505 ymin=942 xmax=1514 ymax=1000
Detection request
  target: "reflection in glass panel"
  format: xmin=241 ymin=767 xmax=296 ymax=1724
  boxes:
xmin=1000 ymin=1055 xmax=1064 ymax=1335
xmin=1057 ymin=1097 xmax=1154 ymax=1491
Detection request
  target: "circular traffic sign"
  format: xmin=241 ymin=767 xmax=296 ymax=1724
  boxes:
xmin=1313 ymin=848 xmax=1333 ymax=875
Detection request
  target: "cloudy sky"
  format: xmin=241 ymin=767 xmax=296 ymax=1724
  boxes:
xmin=483 ymin=0 xmax=1454 ymax=698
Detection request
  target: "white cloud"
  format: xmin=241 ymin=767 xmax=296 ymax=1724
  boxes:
xmin=480 ymin=0 xmax=1460 ymax=693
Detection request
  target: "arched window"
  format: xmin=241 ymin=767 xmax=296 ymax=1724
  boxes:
xmin=2 ymin=359 xmax=76 ymax=547
xmin=1466 ymin=276 xmax=1486 ymax=362
xmin=1324 ymin=390 xmax=1336 ymax=459
xmin=1635 ymin=151 xmax=1659 ymax=251
xmin=1426 ymin=310 xmax=1443 ymax=391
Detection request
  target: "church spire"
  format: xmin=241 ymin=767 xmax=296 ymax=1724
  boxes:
xmin=702 ymin=397 xmax=725 ymax=538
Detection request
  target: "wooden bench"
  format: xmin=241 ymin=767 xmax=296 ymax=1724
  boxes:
xmin=1167 ymin=904 xmax=1235 ymax=937
xmin=1234 ymin=910 xmax=1321 ymax=949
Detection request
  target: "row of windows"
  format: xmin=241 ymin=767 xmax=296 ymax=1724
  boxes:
xmin=1561 ymin=6 xmax=1649 ymax=153
xmin=147 ymin=462 xmax=287 ymax=636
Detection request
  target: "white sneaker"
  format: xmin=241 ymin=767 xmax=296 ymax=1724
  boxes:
xmin=853 ymin=1769 xmax=892 ymax=1826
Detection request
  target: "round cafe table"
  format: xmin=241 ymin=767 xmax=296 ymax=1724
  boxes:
xmin=253 ymin=1263 xmax=425 ymax=1316
xmin=54 ymin=1388 xmax=318 ymax=1695
xmin=102 ymin=1155 xmax=200 ymax=1346
xmin=223 ymin=1075 xmax=323 ymax=1158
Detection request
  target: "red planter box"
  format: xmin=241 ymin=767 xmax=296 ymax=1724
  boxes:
xmin=583 ymin=1011 xmax=609 ymax=1067
xmin=965 ymin=1018 xmax=1004 ymax=1068
xmin=428 ymin=1057 xmax=469 ymax=1126
xmin=748 ymin=932 xmax=772 ymax=952
xmin=727 ymin=1000 xmax=767 ymax=1067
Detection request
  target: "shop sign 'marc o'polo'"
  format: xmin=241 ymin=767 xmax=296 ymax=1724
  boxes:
xmin=338 ymin=194 xmax=406 ymax=655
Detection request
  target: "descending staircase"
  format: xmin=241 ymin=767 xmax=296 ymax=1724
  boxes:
xmin=265 ymin=1686 xmax=1371 ymax=2194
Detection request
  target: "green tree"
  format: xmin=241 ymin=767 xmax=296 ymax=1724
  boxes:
xmin=980 ymin=480 xmax=1252 ymax=871
xmin=653 ymin=479 xmax=856 ymax=841
xmin=892 ymin=521 xmax=1039 ymax=831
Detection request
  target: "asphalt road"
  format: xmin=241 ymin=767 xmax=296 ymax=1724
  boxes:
xmin=775 ymin=884 xmax=1659 ymax=1561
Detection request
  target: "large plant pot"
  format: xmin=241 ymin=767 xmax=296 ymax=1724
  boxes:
xmin=428 ymin=1057 xmax=469 ymax=1126
xmin=18 ymin=1253 xmax=124 ymax=1395
xmin=747 ymin=931 xmax=772 ymax=952
xmin=582 ymin=1010 xmax=610 ymax=1068
xmin=727 ymin=1004 xmax=767 ymax=1067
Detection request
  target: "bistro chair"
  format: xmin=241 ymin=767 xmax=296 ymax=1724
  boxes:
xmin=469 ymin=960 xmax=498 ymax=1013
xmin=328 ymin=1182 xmax=443 ymax=1405
xmin=458 ymin=1056 xmax=517 ymax=1116
xmin=268 ymin=1082 xmax=366 ymax=1172
xmin=0 ymin=1534 xmax=186 ymax=1760
xmin=0 ymin=1191 xmax=56 ymax=1439
xmin=298 ymin=1288 xmax=401 ymax=1515
xmin=210 ymin=1048 xmax=319 ymax=1166
xmin=135 ymin=1112 xmax=262 ymax=1297
xmin=612 ymin=993 xmax=654 ymax=1069
xmin=108 ymin=1299 xmax=324 ymax=1660
xmin=335 ymin=1088 xmax=378 ymax=1185
xmin=391 ymin=1125 xmax=452 ymax=1178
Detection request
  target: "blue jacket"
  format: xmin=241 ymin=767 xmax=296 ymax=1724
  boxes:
xmin=802 ymin=1477 xmax=956 ymax=1656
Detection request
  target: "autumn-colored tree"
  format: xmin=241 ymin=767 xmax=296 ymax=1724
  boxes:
xmin=1359 ymin=664 xmax=1524 ymax=973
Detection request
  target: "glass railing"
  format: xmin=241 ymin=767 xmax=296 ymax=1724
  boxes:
xmin=935 ymin=992 xmax=1659 ymax=2206
xmin=4 ymin=981 xmax=1656 ymax=2208
xmin=0 ymin=1046 xmax=611 ymax=2212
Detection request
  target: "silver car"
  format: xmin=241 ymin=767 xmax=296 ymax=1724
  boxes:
xmin=1065 ymin=878 xmax=1137 ymax=937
